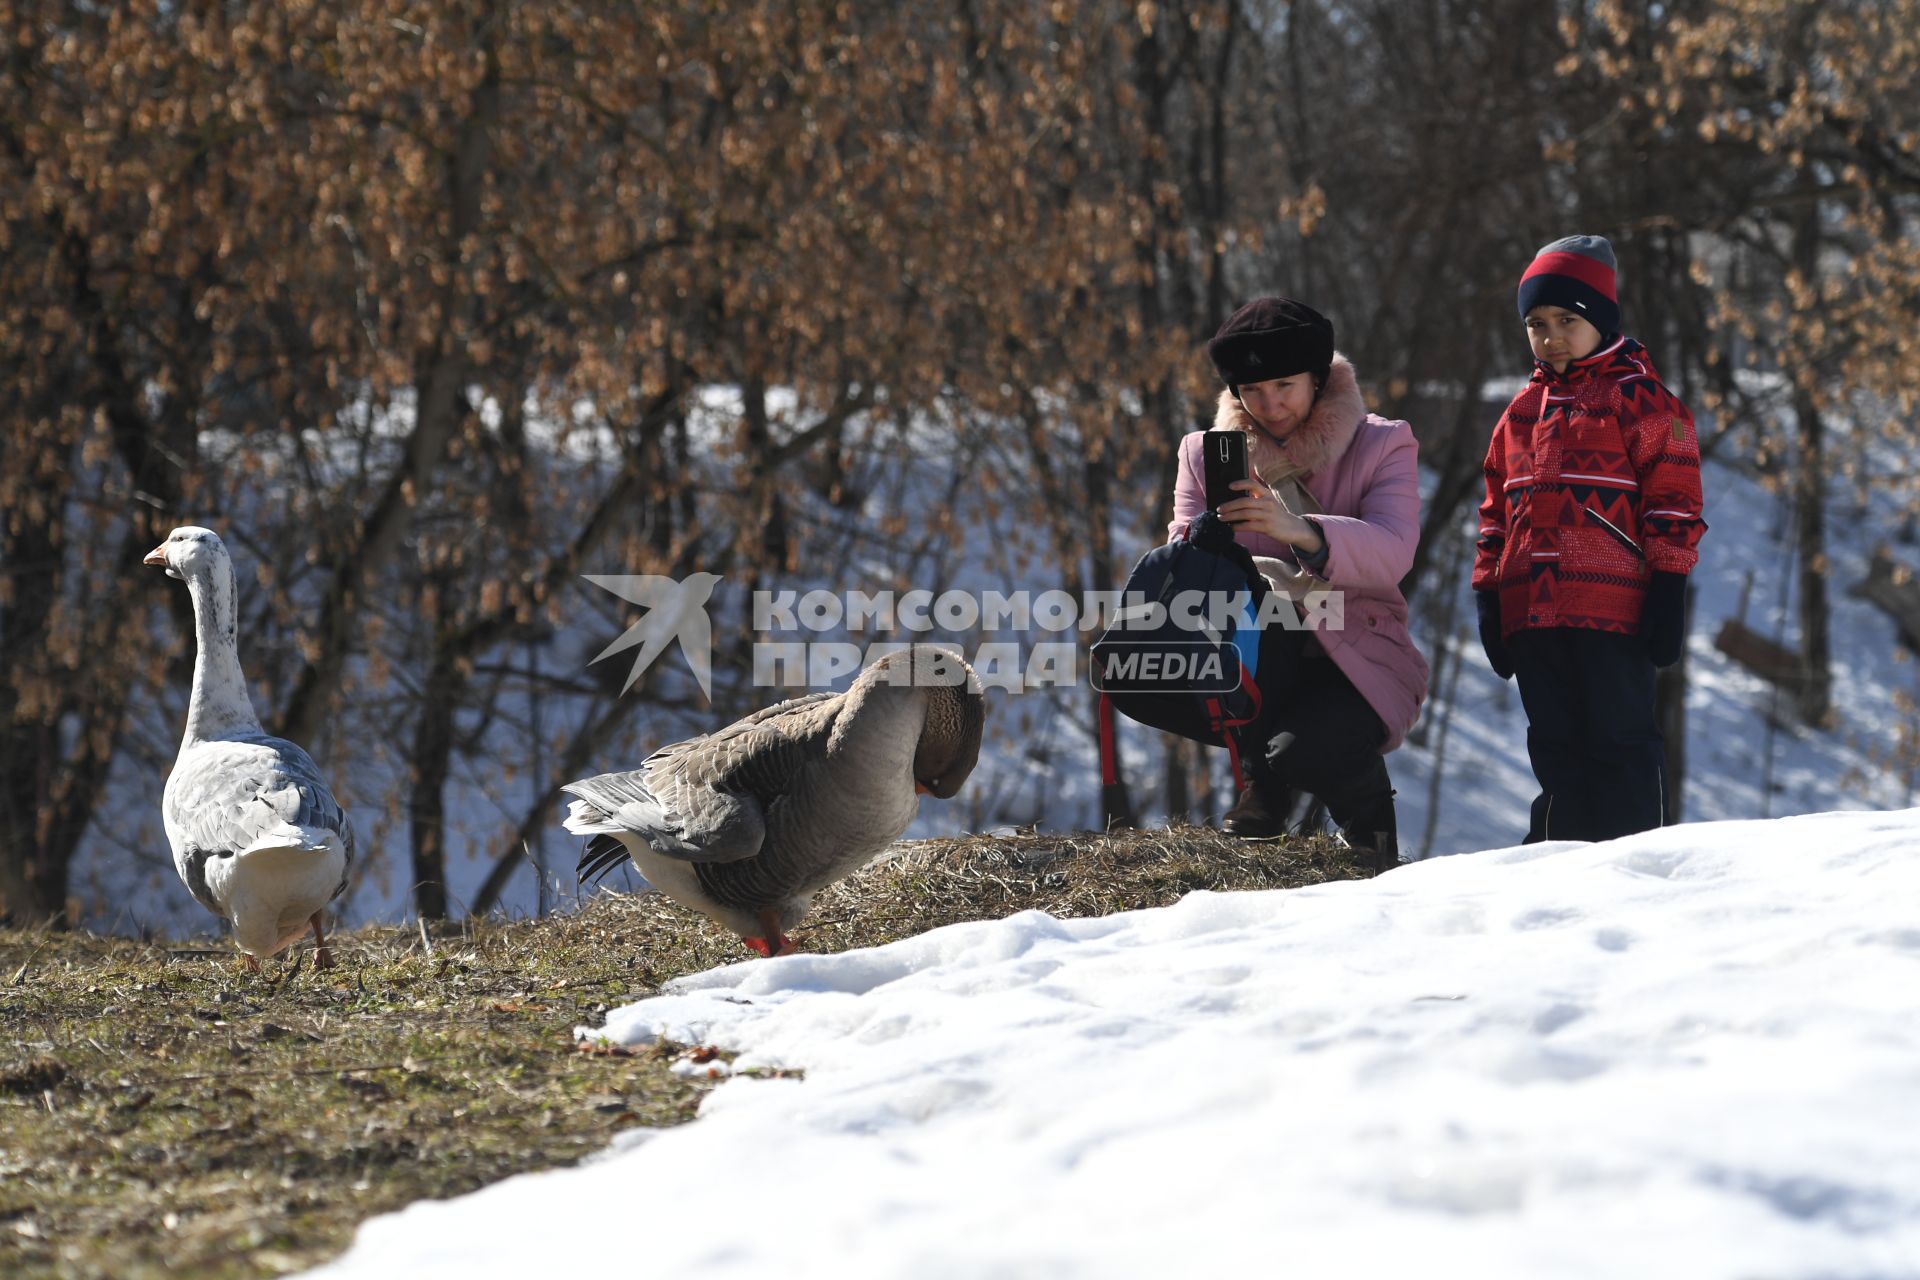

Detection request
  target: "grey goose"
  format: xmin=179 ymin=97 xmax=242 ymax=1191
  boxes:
xmin=564 ymin=645 xmax=986 ymax=955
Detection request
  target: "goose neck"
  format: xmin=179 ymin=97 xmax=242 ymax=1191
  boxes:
xmin=182 ymin=562 xmax=262 ymax=744
xmin=831 ymin=677 xmax=927 ymax=769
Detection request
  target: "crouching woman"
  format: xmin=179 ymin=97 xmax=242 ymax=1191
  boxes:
xmin=1168 ymin=297 xmax=1430 ymax=869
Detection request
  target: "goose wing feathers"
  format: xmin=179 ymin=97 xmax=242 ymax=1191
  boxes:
xmin=564 ymin=691 xmax=842 ymax=870
xmin=166 ymin=737 xmax=356 ymax=908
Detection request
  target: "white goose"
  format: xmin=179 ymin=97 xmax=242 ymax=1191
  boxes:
xmin=564 ymin=645 xmax=986 ymax=956
xmin=145 ymin=526 xmax=354 ymax=969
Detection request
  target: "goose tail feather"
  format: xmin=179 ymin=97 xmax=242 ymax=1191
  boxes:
xmin=559 ymin=795 xmax=624 ymax=836
xmin=577 ymin=833 xmax=633 ymax=884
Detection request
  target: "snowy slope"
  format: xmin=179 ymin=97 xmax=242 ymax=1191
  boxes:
xmin=305 ymin=808 xmax=1920 ymax=1279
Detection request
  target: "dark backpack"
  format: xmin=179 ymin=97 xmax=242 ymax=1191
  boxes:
xmin=1090 ymin=511 xmax=1268 ymax=820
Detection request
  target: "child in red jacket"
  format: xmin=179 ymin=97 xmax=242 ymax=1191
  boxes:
xmin=1472 ymin=235 xmax=1706 ymax=842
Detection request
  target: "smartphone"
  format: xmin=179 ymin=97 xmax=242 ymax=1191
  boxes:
xmin=1203 ymin=430 xmax=1249 ymax=513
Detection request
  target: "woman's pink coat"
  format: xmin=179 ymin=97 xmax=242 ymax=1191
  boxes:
xmin=1168 ymin=355 xmax=1430 ymax=752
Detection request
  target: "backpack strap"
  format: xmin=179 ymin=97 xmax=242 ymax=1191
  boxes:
xmin=1203 ymin=695 xmax=1247 ymax=791
xmin=1098 ymin=691 xmax=1119 ymax=788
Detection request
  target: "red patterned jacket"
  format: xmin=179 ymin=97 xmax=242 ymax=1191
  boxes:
xmin=1472 ymin=336 xmax=1705 ymax=638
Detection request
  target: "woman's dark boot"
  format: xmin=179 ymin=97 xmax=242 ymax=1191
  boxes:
xmin=1325 ymin=756 xmax=1400 ymax=875
xmin=1222 ymin=738 xmax=1290 ymax=838
xmin=1222 ymin=778 xmax=1288 ymax=837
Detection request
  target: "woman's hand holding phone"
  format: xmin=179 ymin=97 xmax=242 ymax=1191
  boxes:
xmin=1218 ymin=479 xmax=1323 ymax=554
xmin=1202 ymin=430 xmax=1249 ymax=512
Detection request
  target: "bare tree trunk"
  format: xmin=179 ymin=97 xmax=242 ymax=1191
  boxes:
xmin=1084 ymin=410 xmax=1137 ymax=829
xmin=408 ymin=651 xmax=462 ymax=920
xmin=1790 ymin=408 xmax=1833 ymax=719
xmin=0 ymin=477 xmax=65 ymax=923
xmin=277 ymin=32 xmax=502 ymax=745
xmin=1197 ymin=0 xmax=1240 ymax=329
xmin=737 ymin=376 xmax=793 ymax=570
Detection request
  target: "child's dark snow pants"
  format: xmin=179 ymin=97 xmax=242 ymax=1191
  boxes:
xmin=1507 ymin=627 xmax=1666 ymax=842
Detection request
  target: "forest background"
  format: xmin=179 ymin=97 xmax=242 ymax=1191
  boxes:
xmin=4 ymin=0 xmax=1917 ymax=929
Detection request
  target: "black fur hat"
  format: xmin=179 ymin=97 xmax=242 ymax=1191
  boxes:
xmin=1206 ymin=297 xmax=1335 ymax=391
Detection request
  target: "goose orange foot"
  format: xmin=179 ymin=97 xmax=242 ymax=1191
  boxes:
xmin=745 ymin=910 xmax=796 ymax=957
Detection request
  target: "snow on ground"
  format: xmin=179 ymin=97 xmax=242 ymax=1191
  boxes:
xmin=306 ymin=808 xmax=1920 ymax=1279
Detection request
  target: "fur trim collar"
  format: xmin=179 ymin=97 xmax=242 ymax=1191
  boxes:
xmin=1213 ymin=353 xmax=1366 ymax=482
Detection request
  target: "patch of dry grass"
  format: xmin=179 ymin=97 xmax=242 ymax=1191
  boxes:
xmin=794 ymin=822 xmax=1364 ymax=951
xmin=0 ymin=824 xmax=1360 ymax=1278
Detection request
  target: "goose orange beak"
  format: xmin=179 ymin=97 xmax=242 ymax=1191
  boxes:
xmin=914 ymin=781 xmax=933 ymax=796
xmin=143 ymin=544 xmax=169 ymax=567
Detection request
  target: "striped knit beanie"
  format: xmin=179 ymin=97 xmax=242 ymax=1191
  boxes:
xmin=1517 ymin=234 xmax=1619 ymax=336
